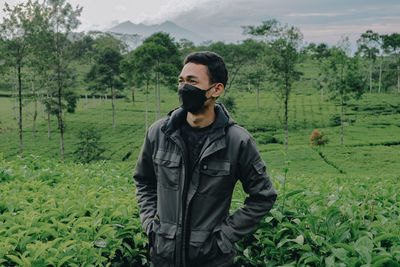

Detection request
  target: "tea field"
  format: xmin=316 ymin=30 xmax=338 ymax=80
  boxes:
xmin=0 ymin=155 xmax=399 ymax=266
xmin=1 ymin=84 xmax=400 ymax=265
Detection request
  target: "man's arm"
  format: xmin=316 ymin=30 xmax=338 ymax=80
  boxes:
xmin=133 ymin=130 xmax=157 ymax=236
xmin=221 ymin=136 xmax=277 ymax=242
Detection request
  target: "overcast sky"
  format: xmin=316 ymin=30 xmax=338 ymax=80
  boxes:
xmin=1 ymin=0 xmax=400 ymax=46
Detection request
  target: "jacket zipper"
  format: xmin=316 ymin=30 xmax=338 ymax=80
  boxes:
xmin=165 ymin=134 xmax=187 ymax=267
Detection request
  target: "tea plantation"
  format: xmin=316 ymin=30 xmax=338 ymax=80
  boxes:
xmin=0 ymin=88 xmax=400 ymax=266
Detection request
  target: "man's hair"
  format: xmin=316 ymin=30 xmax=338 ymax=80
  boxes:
xmin=184 ymin=51 xmax=228 ymax=87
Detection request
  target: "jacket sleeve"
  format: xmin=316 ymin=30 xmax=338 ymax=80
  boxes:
xmin=133 ymin=130 xmax=157 ymax=236
xmin=221 ymin=136 xmax=277 ymax=242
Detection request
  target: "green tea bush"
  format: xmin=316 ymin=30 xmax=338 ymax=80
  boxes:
xmin=1 ymin=156 xmax=399 ymax=266
xmin=0 ymin=156 xmax=148 ymax=266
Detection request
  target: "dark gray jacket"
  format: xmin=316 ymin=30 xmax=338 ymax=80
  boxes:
xmin=133 ymin=103 xmax=277 ymax=267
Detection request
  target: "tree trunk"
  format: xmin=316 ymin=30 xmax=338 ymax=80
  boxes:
xmin=57 ymin=80 xmax=65 ymax=162
xmin=13 ymin=83 xmax=18 ymax=120
xmin=31 ymin=79 xmax=38 ymax=137
xmin=145 ymin=80 xmax=149 ymax=131
xmin=33 ymin=94 xmax=38 ymax=137
xmin=131 ymin=87 xmax=135 ymax=103
xmin=47 ymin=91 xmax=51 ymax=139
xmin=398 ymin=65 xmax=400 ymax=93
xmin=17 ymin=64 xmax=23 ymax=156
xmin=369 ymin=63 xmax=372 ymax=93
xmin=284 ymin=92 xmax=289 ymax=150
xmin=47 ymin=109 xmax=51 ymax=139
xmin=247 ymin=78 xmax=251 ymax=91
xmin=154 ymin=74 xmax=158 ymax=121
xmin=321 ymin=84 xmax=324 ymax=102
xmin=257 ymin=84 xmax=260 ymax=110
xmin=340 ymin=96 xmax=344 ymax=146
xmin=40 ymin=85 xmax=45 ymax=119
xmin=378 ymin=58 xmax=382 ymax=93
xmin=158 ymin=81 xmax=161 ymax=117
xmin=85 ymin=91 xmax=88 ymax=108
xmin=111 ymin=86 xmax=116 ymax=129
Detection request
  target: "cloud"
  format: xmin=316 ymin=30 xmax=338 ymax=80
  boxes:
xmin=287 ymin=12 xmax=351 ymax=18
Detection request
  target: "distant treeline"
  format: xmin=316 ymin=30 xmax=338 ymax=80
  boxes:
xmin=1 ymin=1 xmax=400 ymax=160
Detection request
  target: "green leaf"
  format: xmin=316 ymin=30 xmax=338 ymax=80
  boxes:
xmin=294 ymin=235 xmax=304 ymax=246
xmin=332 ymin=247 xmax=348 ymax=262
xmin=5 ymin=255 xmax=24 ymax=266
xmin=374 ymin=233 xmax=397 ymax=243
xmin=93 ymin=240 xmax=107 ymax=248
xmin=332 ymin=243 xmax=356 ymax=255
xmin=285 ymin=189 xmax=304 ymax=198
xmin=57 ymin=256 xmax=74 ymax=267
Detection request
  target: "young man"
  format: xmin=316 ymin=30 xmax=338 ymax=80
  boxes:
xmin=133 ymin=51 xmax=277 ymax=267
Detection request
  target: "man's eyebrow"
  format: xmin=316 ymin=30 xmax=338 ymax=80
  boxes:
xmin=178 ymin=74 xmax=199 ymax=79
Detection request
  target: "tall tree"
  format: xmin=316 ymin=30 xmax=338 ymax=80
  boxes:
xmin=0 ymin=0 xmax=42 ymax=156
xmin=209 ymin=39 xmax=265 ymax=91
xmin=86 ymin=47 xmax=123 ymax=129
xmin=141 ymin=32 xmax=181 ymax=120
xmin=357 ymin=30 xmax=380 ymax=93
xmin=43 ymin=0 xmax=82 ymax=161
xmin=243 ymin=19 xmax=303 ymax=149
xmin=381 ymin=33 xmax=400 ymax=93
xmin=323 ymin=38 xmax=366 ymax=146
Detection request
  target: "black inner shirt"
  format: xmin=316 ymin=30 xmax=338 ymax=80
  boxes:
xmin=180 ymin=119 xmax=214 ymax=171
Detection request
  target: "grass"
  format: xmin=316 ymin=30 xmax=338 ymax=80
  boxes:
xmin=1 ymin=84 xmax=400 ymax=178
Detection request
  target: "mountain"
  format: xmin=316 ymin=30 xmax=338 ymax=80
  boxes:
xmin=108 ymin=20 xmax=206 ymax=45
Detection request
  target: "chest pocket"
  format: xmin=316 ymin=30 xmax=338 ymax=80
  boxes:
xmin=198 ymin=160 xmax=231 ymax=195
xmin=154 ymin=150 xmax=181 ymax=190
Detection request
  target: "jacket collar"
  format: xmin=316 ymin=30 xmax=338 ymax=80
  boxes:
xmin=161 ymin=103 xmax=236 ymax=140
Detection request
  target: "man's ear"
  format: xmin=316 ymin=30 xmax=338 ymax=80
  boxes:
xmin=211 ymin=83 xmax=225 ymax=98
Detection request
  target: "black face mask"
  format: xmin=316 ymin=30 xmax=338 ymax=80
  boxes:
xmin=178 ymin=83 xmax=215 ymax=113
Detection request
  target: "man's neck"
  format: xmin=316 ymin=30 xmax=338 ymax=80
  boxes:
xmin=186 ymin=103 xmax=215 ymax=128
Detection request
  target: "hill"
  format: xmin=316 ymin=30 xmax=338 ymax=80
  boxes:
xmin=108 ymin=20 xmax=206 ymax=45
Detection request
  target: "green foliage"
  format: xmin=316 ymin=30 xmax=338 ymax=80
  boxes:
xmin=218 ymin=95 xmax=237 ymax=114
xmin=73 ymin=128 xmax=105 ymax=163
xmin=233 ymin=173 xmax=400 ymax=266
xmin=0 ymin=156 xmax=148 ymax=266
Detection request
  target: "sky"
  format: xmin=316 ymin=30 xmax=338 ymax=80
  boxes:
xmin=1 ymin=0 xmax=400 ymax=46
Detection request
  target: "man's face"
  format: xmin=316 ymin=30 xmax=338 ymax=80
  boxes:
xmin=178 ymin=62 xmax=214 ymax=95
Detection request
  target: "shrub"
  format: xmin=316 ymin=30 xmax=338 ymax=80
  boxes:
xmin=310 ymin=129 xmax=329 ymax=146
xmin=73 ymin=128 xmax=105 ymax=163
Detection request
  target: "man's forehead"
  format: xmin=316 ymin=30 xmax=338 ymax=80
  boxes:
xmin=179 ymin=63 xmax=209 ymax=78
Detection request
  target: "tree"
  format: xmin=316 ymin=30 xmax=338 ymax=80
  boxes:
xmin=381 ymin=33 xmax=400 ymax=93
xmin=86 ymin=47 xmax=123 ymax=129
xmin=357 ymin=30 xmax=380 ymax=93
xmin=322 ymin=38 xmax=367 ymax=146
xmin=123 ymin=32 xmax=181 ymax=127
xmin=43 ymin=0 xmax=82 ymax=161
xmin=209 ymin=39 xmax=265 ymax=92
xmin=141 ymin=32 xmax=181 ymax=120
xmin=0 ymin=0 xmax=43 ymax=156
xmin=243 ymin=19 xmax=303 ymax=149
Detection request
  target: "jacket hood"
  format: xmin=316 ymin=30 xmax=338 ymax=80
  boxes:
xmin=162 ymin=103 xmax=236 ymax=137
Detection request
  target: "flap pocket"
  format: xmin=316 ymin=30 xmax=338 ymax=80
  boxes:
xmin=190 ymin=230 xmax=212 ymax=246
xmin=154 ymin=150 xmax=181 ymax=167
xmin=153 ymin=221 xmax=177 ymax=239
xmin=200 ymin=161 xmax=230 ymax=176
xmin=253 ymin=158 xmax=266 ymax=174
